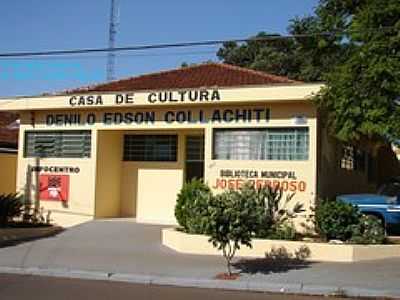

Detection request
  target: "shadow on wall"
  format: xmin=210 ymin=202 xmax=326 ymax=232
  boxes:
xmin=233 ymin=246 xmax=312 ymax=275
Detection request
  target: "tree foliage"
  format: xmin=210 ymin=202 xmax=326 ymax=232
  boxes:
xmin=175 ymin=179 xmax=212 ymax=234
xmin=316 ymin=0 xmax=400 ymax=143
xmin=205 ymin=184 xmax=262 ymax=275
xmin=217 ymin=0 xmax=400 ymax=143
xmin=256 ymin=186 xmax=304 ymax=240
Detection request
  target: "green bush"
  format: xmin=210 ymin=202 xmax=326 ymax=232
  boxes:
xmin=255 ymin=185 xmax=303 ymax=240
xmin=262 ymin=223 xmax=297 ymax=240
xmin=315 ymin=199 xmax=361 ymax=241
xmin=0 ymin=193 xmax=23 ymax=227
xmin=204 ymin=184 xmax=263 ymax=275
xmin=350 ymin=215 xmax=386 ymax=244
xmin=175 ymin=179 xmax=212 ymax=234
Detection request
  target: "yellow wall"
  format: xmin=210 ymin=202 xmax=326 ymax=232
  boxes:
xmin=120 ymin=130 xmax=201 ymax=224
xmin=16 ymin=120 xmax=98 ymax=227
xmin=0 ymin=84 xmax=323 ymax=111
xmin=0 ymin=153 xmax=17 ymax=194
xmin=95 ymin=130 xmax=122 ymax=218
xmin=205 ymin=102 xmax=317 ymax=227
xmin=16 ymin=100 xmax=318 ymax=227
xmin=316 ymin=125 xmax=399 ymax=199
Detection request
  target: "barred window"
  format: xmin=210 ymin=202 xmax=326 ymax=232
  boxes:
xmin=25 ymin=131 xmax=91 ymax=158
xmin=340 ymin=145 xmax=366 ymax=171
xmin=213 ymin=128 xmax=309 ymax=161
xmin=124 ymin=135 xmax=177 ymax=162
xmin=186 ymin=135 xmax=204 ymax=162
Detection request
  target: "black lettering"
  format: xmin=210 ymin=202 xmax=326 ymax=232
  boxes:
xmin=87 ymin=113 xmax=96 ymax=124
xmin=46 ymin=115 xmax=54 ymax=125
xmin=148 ymin=93 xmax=157 ymax=103
xmin=126 ymin=93 xmax=134 ymax=104
xmin=95 ymin=96 xmax=103 ymax=105
xmin=159 ymin=92 xmax=168 ymax=102
xmin=176 ymin=111 xmax=187 ymax=123
xmin=188 ymin=91 xmax=198 ymax=101
xmin=212 ymin=110 xmax=222 ymax=122
xmin=211 ymin=90 xmax=221 ymax=101
xmin=115 ymin=94 xmax=124 ymax=104
xmin=223 ymin=109 xmax=234 ymax=122
xmin=125 ymin=112 xmax=134 ymax=124
xmin=164 ymin=111 xmax=175 ymax=123
xmin=69 ymin=96 xmax=76 ymax=107
xmin=178 ymin=90 xmax=187 ymax=101
xmin=145 ymin=111 xmax=155 ymax=123
xmin=103 ymin=113 xmax=113 ymax=124
xmin=199 ymin=90 xmax=209 ymax=101
xmin=254 ymin=108 xmax=264 ymax=122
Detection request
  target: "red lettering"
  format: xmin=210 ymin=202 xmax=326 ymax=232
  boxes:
xmin=299 ymin=181 xmax=307 ymax=192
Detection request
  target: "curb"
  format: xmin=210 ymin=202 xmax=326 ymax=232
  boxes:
xmin=1 ymin=266 xmax=399 ymax=298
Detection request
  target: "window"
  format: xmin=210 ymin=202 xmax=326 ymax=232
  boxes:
xmin=186 ymin=135 xmax=204 ymax=162
xmin=25 ymin=131 xmax=91 ymax=158
xmin=213 ymin=128 xmax=309 ymax=161
xmin=185 ymin=135 xmax=204 ymax=182
xmin=340 ymin=145 xmax=366 ymax=171
xmin=124 ymin=135 xmax=177 ymax=161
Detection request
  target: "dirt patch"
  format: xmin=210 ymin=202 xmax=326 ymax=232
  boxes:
xmin=0 ymin=225 xmax=63 ymax=247
xmin=215 ymin=273 xmax=241 ymax=280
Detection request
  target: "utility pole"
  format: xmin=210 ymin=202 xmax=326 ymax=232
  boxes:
xmin=106 ymin=0 xmax=119 ymax=81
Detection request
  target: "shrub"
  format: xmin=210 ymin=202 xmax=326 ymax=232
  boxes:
xmin=255 ymin=185 xmax=303 ymax=240
xmin=0 ymin=193 xmax=23 ymax=227
xmin=205 ymin=184 xmax=263 ymax=275
xmin=315 ymin=199 xmax=361 ymax=241
xmin=263 ymin=223 xmax=297 ymax=240
xmin=350 ymin=215 xmax=386 ymax=244
xmin=175 ymin=179 xmax=212 ymax=234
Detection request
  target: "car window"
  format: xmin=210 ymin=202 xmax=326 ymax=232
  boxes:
xmin=379 ymin=182 xmax=400 ymax=198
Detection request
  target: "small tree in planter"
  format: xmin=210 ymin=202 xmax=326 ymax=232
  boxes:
xmin=205 ymin=184 xmax=263 ymax=277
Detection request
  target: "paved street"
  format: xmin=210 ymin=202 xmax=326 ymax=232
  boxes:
xmin=0 ymin=219 xmax=399 ymax=298
xmin=0 ymin=273 xmax=358 ymax=300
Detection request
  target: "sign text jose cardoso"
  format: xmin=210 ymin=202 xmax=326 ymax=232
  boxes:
xmin=45 ymin=107 xmax=270 ymax=126
xmin=212 ymin=169 xmax=307 ymax=192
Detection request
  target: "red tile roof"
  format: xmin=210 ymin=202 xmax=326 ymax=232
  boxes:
xmin=0 ymin=112 xmax=18 ymax=149
xmin=65 ymin=63 xmax=298 ymax=94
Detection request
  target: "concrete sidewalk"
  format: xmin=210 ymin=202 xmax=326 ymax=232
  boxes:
xmin=0 ymin=219 xmax=399 ymax=298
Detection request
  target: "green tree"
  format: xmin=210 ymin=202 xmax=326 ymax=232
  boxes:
xmin=205 ymin=184 xmax=262 ymax=276
xmin=316 ymin=0 xmax=400 ymax=144
xmin=217 ymin=0 xmax=400 ymax=144
xmin=217 ymin=20 xmax=345 ymax=82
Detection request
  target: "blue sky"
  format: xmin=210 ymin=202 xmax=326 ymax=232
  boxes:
xmin=0 ymin=0 xmax=318 ymax=97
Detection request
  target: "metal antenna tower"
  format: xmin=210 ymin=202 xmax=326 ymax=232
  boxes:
xmin=106 ymin=0 xmax=119 ymax=81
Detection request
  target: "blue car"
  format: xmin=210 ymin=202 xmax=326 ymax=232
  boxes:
xmin=337 ymin=177 xmax=400 ymax=234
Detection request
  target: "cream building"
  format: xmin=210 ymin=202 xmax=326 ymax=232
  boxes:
xmin=0 ymin=63 xmax=397 ymax=227
xmin=0 ymin=112 xmax=18 ymax=195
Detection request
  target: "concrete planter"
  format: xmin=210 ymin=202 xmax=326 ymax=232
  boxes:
xmin=162 ymin=228 xmax=400 ymax=262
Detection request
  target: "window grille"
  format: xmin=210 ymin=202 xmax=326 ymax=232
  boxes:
xmin=124 ymin=135 xmax=177 ymax=162
xmin=213 ymin=128 xmax=309 ymax=161
xmin=185 ymin=136 xmax=204 ymax=162
xmin=25 ymin=131 xmax=91 ymax=158
xmin=340 ymin=145 xmax=366 ymax=171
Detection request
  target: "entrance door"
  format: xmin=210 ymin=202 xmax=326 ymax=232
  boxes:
xmin=185 ymin=135 xmax=204 ymax=182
